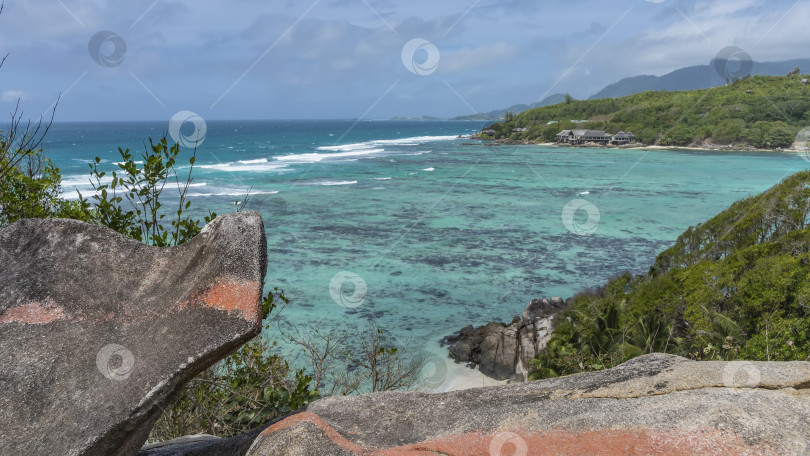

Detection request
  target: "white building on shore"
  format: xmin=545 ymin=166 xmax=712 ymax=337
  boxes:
xmin=556 ymin=129 xmax=636 ymax=145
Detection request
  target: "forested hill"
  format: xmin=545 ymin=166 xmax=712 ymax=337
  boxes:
xmin=589 ymin=58 xmax=810 ymax=100
xmin=531 ymin=170 xmax=810 ymax=380
xmin=483 ymin=74 xmax=810 ymax=149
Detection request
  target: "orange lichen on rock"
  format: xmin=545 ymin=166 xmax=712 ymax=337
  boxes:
xmin=258 ymin=412 xmax=778 ymax=456
xmin=408 ymin=428 xmax=778 ymax=456
xmin=261 ymin=412 xmax=368 ymax=454
xmin=0 ymin=301 xmax=68 ymax=325
xmin=180 ymin=277 xmax=261 ymax=323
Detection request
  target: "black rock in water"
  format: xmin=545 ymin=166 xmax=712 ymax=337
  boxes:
xmin=444 ymin=297 xmax=570 ymax=380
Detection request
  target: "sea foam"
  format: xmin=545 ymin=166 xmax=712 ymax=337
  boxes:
xmin=274 ymin=149 xmax=385 ymax=163
xmin=315 ymin=135 xmax=456 ymax=152
xmin=199 ymin=161 xmax=288 ymax=172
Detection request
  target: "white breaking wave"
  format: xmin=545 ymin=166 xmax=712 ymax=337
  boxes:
xmin=316 ymin=135 xmax=456 ymax=152
xmin=374 ymin=177 xmax=392 ymax=180
xmin=303 ymin=180 xmax=358 ymax=186
xmin=238 ymin=158 xmax=268 ymax=164
xmin=63 ymin=175 xmax=206 ymax=189
xmin=273 ymin=135 xmax=455 ymax=165
xmin=60 ymin=177 xmax=210 ymax=200
xmin=187 ymin=190 xmax=279 ymax=197
xmin=112 ymin=160 xmax=144 ymax=166
xmin=274 ymin=149 xmax=384 ymax=163
xmin=199 ymin=161 xmax=288 ymax=172
xmin=423 ymin=167 xmax=435 ymax=172
xmin=61 ymin=175 xmax=99 ymax=188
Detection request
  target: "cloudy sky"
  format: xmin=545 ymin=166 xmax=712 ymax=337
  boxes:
xmin=0 ymin=0 xmax=807 ymax=121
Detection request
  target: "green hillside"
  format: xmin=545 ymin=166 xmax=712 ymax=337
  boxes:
xmin=531 ymin=171 xmax=810 ymax=380
xmin=484 ymin=75 xmax=810 ymax=148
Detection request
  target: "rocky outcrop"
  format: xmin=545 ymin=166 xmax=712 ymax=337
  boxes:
xmin=137 ymin=428 xmax=269 ymax=456
xmin=243 ymin=353 xmax=810 ymax=456
xmin=139 ymin=435 xmax=221 ymax=454
xmin=443 ymin=297 xmax=568 ymax=380
xmin=0 ymin=213 xmax=267 ymax=456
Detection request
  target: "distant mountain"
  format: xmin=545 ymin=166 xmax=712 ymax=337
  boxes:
xmin=443 ymin=58 xmax=810 ymax=121
xmin=589 ymin=59 xmax=810 ymax=99
xmin=452 ymin=94 xmax=567 ymax=121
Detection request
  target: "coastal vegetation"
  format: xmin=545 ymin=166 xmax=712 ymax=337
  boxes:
xmin=483 ymin=74 xmax=810 ymax=148
xmin=530 ymin=170 xmax=810 ymax=379
xmin=0 ymin=107 xmax=88 ymax=225
xmin=85 ymin=137 xmax=219 ymax=246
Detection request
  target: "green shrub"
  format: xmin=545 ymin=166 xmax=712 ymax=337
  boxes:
xmin=0 ymin=113 xmax=88 ymax=225
xmin=83 ymin=136 xmax=215 ymax=246
xmin=149 ymin=291 xmax=319 ymax=440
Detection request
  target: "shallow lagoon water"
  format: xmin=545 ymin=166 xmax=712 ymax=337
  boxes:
xmin=47 ymin=120 xmax=809 ymax=374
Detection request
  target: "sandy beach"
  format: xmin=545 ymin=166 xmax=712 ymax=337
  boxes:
xmin=630 ymin=144 xmax=795 ymax=154
xmin=482 ymin=138 xmax=798 ymax=154
xmin=432 ymin=360 xmax=509 ymax=393
xmin=466 ymin=134 xmax=802 ymax=154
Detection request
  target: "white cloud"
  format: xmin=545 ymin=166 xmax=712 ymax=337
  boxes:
xmin=1 ymin=90 xmax=31 ymax=102
xmin=603 ymin=0 xmax=810 ymax=79
xmin=0 ymin=0 xmax=808 ymax=119
xmin=690 ymin=0 xmax=760 ymax=19
xmin=440 ymin=42 xmax=517 ymax=74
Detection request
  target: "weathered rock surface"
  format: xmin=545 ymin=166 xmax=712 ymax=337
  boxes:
xmin=245 ymin=354 xmax=810 ymax=456
xmin=136 ymin=428 xmax=268 ymax=456
xmin=0 ymin=213 xmax=267 ymax=456
xmin=443 ymin=297 xmax=568 ymax=380
xmin=139 ymin=435 xmax=221 ymax=453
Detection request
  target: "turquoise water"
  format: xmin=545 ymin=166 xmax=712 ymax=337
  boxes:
xmin=45 ymin=120 xmax=809 ymax=363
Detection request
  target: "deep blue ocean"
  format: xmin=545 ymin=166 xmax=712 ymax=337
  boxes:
xmin=44 ymin=120 xmax=810 ymax=375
